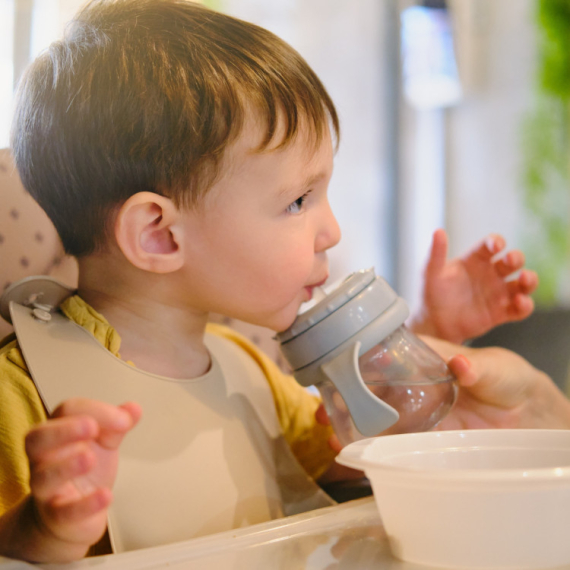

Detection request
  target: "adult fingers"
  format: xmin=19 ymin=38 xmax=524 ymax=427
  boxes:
xmin=447 ymin=354 xmax=477 ymax=387
xmin=453 ymin=347 xmax=531 ymax=408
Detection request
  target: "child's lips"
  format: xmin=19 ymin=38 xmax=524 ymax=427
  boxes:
xmin=312 ymin=277 xmax=328 ymax=288
xmin=304 ymin=277 xmax=328 ymax=300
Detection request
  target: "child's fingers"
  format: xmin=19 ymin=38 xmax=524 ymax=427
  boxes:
xmin=315 ymin=403 xmax=330 ymax=426
xmin=506 ymin=271 xmax=538 ymax=299
xmin=424 ymin=228 xmax=448 ymax=274
xmin=493 ymin=251 xmax=538 ymax=285
xmin=92 ymin=401 xmax=142 ymax=448
xmin=473 ymin=233 xmax=505 ymax=260
xmin=118 ymin=402 xmax=143 ymax=426
xmin=43 ymin=487 xmax=112 ymax=528
xmin=493 ymin=250 xmax=525 ymax=278
xmin=52 ymin=398 xmax=140 ymax=450
xmin=31 ymin=489 xmax=112 ymax=551
xmin=328 ymin=434 xmax=342 ymax=453
xmin=516 ymin=269 xmax=539 ymax=294
xmin=52 ymin=398 xmax=132 ymax=431
xmin=30 ymin=446 xmax=96 ymax=501
xmin=97 ymin=402 xmax=142 ymax=449
xmin=491 ymin=252 xmax=538 ymax=295
xmin=507 ymin=293 xmax=534 ymax=321
xmin=25 ymin=416 xmax=98 ymax=462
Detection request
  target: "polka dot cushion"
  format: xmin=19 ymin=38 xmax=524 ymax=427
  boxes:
xmin=0 ymin=148 xmax=78 ymax=338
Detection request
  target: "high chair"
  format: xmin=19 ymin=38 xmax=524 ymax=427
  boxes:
xmin=0 ymin=148 xmax=78 ymax=339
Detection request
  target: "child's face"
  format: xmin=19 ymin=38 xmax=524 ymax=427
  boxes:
xmin=179 ymin=118 xmax=341 ymax=332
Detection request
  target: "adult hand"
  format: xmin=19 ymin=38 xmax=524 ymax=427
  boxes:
xmin=424 ymin=337 xmax=570 ymax=430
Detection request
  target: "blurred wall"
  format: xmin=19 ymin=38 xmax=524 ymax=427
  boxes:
xmin=397 ymin=0 xmax=538 ymax=309
xmin=446 ymin=0 xmax=536 ymax=257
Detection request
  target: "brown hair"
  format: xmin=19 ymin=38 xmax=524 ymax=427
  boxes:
xmin=11 ymin=0 xmax=339 ymax=257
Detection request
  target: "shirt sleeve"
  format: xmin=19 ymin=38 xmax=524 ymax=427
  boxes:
xmin=0 ymin=340 xmax=47 ymax=515
xmin=206 ymin=324 xmax=337 ymax=481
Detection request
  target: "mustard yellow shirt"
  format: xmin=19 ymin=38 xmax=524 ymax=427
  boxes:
xmin=0 ymin=296 xmax=336 ymax=517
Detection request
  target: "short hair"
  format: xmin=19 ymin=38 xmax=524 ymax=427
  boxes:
xmin=11 ymin=0 xmax=339 ymax=257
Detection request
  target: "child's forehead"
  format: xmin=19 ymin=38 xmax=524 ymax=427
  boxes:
xmin=211 ymin=113 xmax=333 ymax=189
xmin=230 ymin=110 xmax=331 ymax=160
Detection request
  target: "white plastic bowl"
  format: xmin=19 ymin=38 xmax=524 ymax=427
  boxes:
xmin=336 ymin=429 xmax=570 ymax=569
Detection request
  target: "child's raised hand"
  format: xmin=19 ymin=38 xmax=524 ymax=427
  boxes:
xmin=25 ymin=398 xmax=141 ymax=559
xmin=409 ymin=229 xmax=538 ymax=344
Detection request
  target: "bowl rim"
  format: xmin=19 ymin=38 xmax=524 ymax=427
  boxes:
xmin=336 ymin=429 xmax=570 ymax=482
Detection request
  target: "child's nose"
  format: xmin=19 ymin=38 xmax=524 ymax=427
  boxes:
xmin=315 ymin=202 xmax=341 ymax=253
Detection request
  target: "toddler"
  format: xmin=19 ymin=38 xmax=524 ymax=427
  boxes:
xmin=0 ymin=0 xmax=537 ymax=562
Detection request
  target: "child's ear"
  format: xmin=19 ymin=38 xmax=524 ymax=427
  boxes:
xmin=115 ymin=192 xmax=184 ymax=273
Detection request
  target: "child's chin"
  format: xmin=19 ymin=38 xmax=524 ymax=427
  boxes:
xmin=261 ymin=310 xmax=299 ymax=334
xmin=241 ymin=301 xmax=302 ymax=333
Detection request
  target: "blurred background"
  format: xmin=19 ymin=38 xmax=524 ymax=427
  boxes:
xmin=1 ymin=0 xmax=570 ymax=385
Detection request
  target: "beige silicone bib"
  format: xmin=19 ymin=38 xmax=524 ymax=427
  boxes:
xmin=5 ymin=278 xmax=333 ymax=552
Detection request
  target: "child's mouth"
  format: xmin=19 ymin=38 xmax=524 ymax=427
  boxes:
xmin=304 ymin=279 xmax=328 ymax=301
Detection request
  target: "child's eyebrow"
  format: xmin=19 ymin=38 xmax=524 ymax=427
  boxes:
xmin=279 ymin=171 xmax=328 ymax=197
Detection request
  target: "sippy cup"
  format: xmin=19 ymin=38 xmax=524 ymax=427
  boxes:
xmin=277 ymin=269 xmax=457 ymax=447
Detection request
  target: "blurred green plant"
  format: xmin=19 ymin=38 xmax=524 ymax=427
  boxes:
xmin=522 ymin=0 xmax=570 ymax=305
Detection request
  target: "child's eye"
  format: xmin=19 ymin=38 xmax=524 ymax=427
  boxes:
xmin=286 ymin=191 xmax=311 ymax=214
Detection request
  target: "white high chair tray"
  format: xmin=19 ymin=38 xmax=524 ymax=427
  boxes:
xmin=1 ymin=497 xmax=569 ymax=570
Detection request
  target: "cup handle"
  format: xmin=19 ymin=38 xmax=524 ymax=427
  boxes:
xmin=321 ymin=341 xmax=399 ymax=437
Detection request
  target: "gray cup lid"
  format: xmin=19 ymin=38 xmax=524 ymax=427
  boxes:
xmin=277 ymin=268 xmax=405 ymax=371
xmin=278 ymin=268 xmax=375 ymax=343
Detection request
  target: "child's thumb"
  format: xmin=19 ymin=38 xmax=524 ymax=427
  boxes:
xmin=97 ymin=402 xmax=142 ymax=449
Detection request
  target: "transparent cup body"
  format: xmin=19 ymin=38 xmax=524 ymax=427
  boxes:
xmin=318 ymin=325 xmax=457 ymax=447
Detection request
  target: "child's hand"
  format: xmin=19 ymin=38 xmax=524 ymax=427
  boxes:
xmin=409 ymin=229 xmax=538 ymax=344
xmin=25 ymin=398 xmax=141 ymax=559
xmin=424 ymin=337 xmax=570 ymax=431
xmin=314 ymin=403 xmax=365 ymax=484
xmin=315 ymin=403 xmax=342 ymax=453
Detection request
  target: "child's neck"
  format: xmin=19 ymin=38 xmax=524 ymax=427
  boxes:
xmin=76 ymin=257 xmax=211 ymax=379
